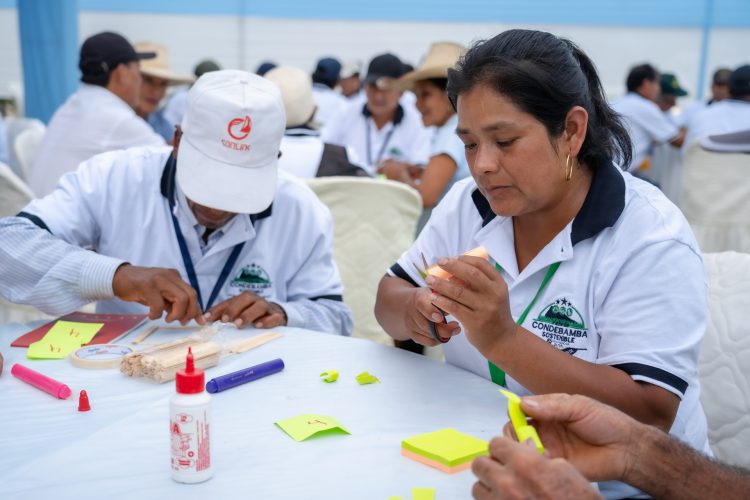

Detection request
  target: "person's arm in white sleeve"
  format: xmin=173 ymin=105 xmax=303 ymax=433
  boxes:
xmin=0 ymin=216 xmax=124 ymax=315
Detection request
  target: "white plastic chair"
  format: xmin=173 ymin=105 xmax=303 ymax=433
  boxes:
xmin=5 ymin=117 xmax=45 ymax=180
xmin=681 ymin=144 xmax=750 ymax=252
xmin=699 ymin=251 xmax=750 ymax=467
xmin=13 ymin=124 xmax=46 ymax=181
xmin=307 ymin=177 xmax=422 ymax=345
xmin=0 ymin=161 xmax=34 ymax=217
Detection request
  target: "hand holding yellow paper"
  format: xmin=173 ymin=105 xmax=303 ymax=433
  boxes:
xmin=499 ymin=389 xmax=545 ymax=453
xmin=27 ymin=321 xmax=104 ymax=359
xmin=275 ymin=414 xmax=350 ymax=442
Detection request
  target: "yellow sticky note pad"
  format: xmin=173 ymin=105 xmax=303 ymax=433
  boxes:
xmin=27 ymin=321 xmax=104 ymax=359
xmin=275 ymin=414 xmax=351 ymax=442
xmin=499 ymin=389 xmax=544 ymax=453
xmin=402 ymin=428 xmax=488 ymax=471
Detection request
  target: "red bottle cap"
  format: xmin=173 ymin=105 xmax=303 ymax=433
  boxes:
xmin=175 ymin=347 xmax=205 ymax=394
xmin=78 ymin=389 xmax=91 ymax=411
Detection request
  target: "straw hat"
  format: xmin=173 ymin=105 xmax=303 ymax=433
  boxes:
xmin=264 ymin=65 xmax=317 ymax=129
xmin=397 ymin=42 xmax=465 ymax=89
xmin=134 ymin=42 xmax=194 ymax=85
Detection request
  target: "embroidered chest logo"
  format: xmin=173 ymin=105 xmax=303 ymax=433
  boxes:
xmin=231 ymin=263 xmax=272 ymax=294
xmin=531 ymin=297 xmax=589 ymax=355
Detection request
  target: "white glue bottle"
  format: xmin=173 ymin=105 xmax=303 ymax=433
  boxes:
xmin=170 ymin=346 xmax=213 ymax=483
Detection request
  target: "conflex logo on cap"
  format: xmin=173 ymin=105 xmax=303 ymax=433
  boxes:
xmin=223 ymin=115 xmax=253 ymax=151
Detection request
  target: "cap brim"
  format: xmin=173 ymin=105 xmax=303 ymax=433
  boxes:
xmin=135 ymin=51 xmax=157 ymax=60
xmin=176 ymin=136 xmax=277 ymax=214
xmin=141 ymin=67 xmax=195 ymax=85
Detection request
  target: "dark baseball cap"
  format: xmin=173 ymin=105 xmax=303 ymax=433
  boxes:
xmin=729 ymin=64 xmax=750 ymax=98
xmin=660 ymin=73 xmax=688 ymax=97
xmin=79 ymin=32 xmax=155 ymax=81
xmin=364 ymin=53 xmax=406 ymax=85
xmin=312 ymin=57 xmax=342 ymax=88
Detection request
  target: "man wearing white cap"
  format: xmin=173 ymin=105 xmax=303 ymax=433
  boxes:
xmin=0 ymin=70 xmax=353 ymax=336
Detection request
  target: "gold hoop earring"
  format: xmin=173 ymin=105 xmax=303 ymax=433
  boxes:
xmin=565 ymin=154 xmax=574 ymax=181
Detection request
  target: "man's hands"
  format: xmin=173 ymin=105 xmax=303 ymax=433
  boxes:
xmin=472 ymin=438 xmax=602 ymax=499
xmin=471 ymin=393 xmax=647 ymax=499
xmin=113 ymin=264 xmax=204 ymax=324
xmin=204 ymin=291 xmax=287 ymax=328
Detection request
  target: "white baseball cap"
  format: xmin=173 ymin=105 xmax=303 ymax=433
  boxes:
xmin=264 ymin=65 xmax=317 ymax=129
xmin=177 ymin=69 xmax=286 ymax=214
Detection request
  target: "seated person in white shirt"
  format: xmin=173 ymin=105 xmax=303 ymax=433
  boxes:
xmin=684 ymin=64 xmax=750 ymax=151
xmin=27 ymin=32 xmax=165 ymax=198
xmin=265 ymin=65 xmax=367 ymax=178
xmin=610 ymin=63 xmax=685 ymax=175
xmin=0 ymin=70 xmax=353 ymax=336
xmin=323 ymin=53 xmax=430 ymax=176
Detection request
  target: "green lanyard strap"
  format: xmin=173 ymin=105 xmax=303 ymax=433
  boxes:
xmin=488 ymin=261 xmax=561 ymax=387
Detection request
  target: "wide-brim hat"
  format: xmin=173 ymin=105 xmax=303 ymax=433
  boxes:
xmin=177 ymin=70 xmax=285 ymax=214
xmin=134 ymin=42 xmax=194 ymax=85
xmin=396 ymin=42 xmax=465 ymax=90
xmin=264 ymin=65 xmax=318 ymax=129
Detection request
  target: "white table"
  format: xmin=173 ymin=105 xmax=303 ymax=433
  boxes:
xmin=0 ymin=321 xmax=508 ymax=500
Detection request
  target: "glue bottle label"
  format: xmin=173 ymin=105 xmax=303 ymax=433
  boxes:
xmin=170 ymin=398 xmax=212 ymax=482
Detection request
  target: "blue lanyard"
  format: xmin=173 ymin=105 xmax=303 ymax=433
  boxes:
xmin=168 ymin=208 xmax=244 ymax=312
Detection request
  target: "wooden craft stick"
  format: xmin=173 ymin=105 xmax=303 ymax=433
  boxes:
xmin=131 ymin=325 xmax=159 ymax=345
xmin=227 ymin=331 xmax=283 ymax=354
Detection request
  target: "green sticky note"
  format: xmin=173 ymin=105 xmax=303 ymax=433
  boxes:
xmin=412 ymin=487 xmax=435 ymax=500
xmin=402 ymin=428 xmax=488 ymax=467
xmin=27 ymin=321 xmax=104 ymax=359
xmin=355 ymin=371 xmax=379 ymax=385
xmin=275 ymin=414 xmax=351 ymax=442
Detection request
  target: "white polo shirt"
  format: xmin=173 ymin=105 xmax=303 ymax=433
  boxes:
xmin=683 ymin=98 xmax=750 ymax=151
xmin=611 ymin=92 xmax=680 ymax=171
xmin=322 ymin=100 xmax=430 ymax=175
xmin=311 ymin=83 xmax=348 ymax=128
xmin=389 ymin=162 xmax=709 ymax=498
xmin=6 ymin=146 xmax=351 ymax=335
xmin=28 ymin=84 xmax=165 ymax=197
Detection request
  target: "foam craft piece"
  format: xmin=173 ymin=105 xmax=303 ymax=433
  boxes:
xmin=355 ymin=371 xmax=379 ymax=385
xmin=499 ymin=389 xmax=545 ymax=453
xmin=320 ymin=370 xmax=339 ymax=383
xmin=401 ymin=428 xmax=488 ymax=472
xmin=27 ymin=321 xmax=104 ymax=359
xmin=275 ymin=414 xmax=351 ymax=442
xmin=426 ymin=246 xmax=488 ymax=279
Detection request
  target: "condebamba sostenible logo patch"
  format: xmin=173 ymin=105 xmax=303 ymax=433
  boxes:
xmin=531 ymin=297 xmax=589 ymax=355
xmin=231 ymin=263 xmax=272 ymax=293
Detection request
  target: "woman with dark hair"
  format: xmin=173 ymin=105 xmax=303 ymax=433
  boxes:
xmin=375 ymin=30 xmax=709 ymax=499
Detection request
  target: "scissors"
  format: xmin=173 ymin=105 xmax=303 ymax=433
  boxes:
xmin=412 ymin=252 xmax=449 ymax=344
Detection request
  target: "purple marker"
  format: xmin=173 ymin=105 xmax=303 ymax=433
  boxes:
xmin=205 ymin=358 xmax=284 ymax=393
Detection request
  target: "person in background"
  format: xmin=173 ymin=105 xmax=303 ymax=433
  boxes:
xmin=311 ymin=57 xmax=348 ymax=127
xmin=380 ymin=42 xmax=470 ymax=233
xmin=657 ymin=73 xmax=689 ymax=125
xmin=709 ymin=68 xmax=732 ymax=104
xmin=133 ymin=42 xmax=194 ymax=143
xmin=256 ymin=61 xmax=277 ymax=76
xmin=375 ymin=30 xmax=709 ymax=499
xmin=0 ymin=70 xmax=352 ymax=336
xmin=684 ymin=64 xmax=750 ymax=151
xmin=163 ymin=59 xmax=221 ymax=130
xmin=265 ymin=65 xmax=367 ymax=178
xmin=27 ymin=32 xmax=165 ymax=198
xmin=610 ymin=63 xmax=685 ymax=177
xmin=338 ymin=60 xmax=362 ymax=99
xmin=323 ymin=53 xmax=430 ymax=176
xmin=471 ymin=393 xmax=750 ymax=500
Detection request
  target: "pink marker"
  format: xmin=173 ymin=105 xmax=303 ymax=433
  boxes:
xmin=11 ymin=363 xmax=72 ymax=399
